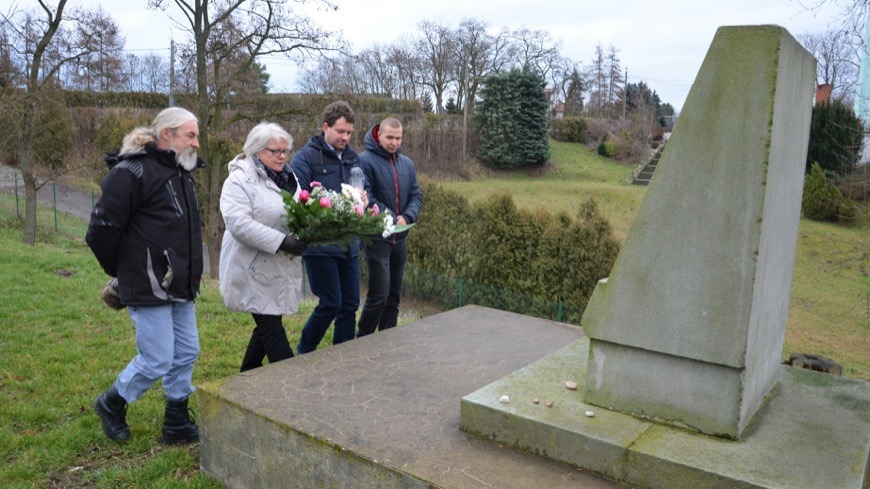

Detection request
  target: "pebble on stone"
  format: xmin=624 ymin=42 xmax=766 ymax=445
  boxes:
xmin=499 ymin=395 xmax=510 ymax=403
xmin=546 ymin=400 xmax=554 ymax=408
xmin=585 ymin=410 xmax=595 ymax=418
xmin=565 ymin=380 xmax=578 ymax=390
xmin=532 ymin=398 xmax=540 ymax=404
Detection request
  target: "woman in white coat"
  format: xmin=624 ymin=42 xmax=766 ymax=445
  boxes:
xmin=219 ymin=122 xmax=308 ymax=372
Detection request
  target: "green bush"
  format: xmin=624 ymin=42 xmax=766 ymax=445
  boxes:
xmin=33 ymin=85 xmax=74 ymax=170
xmin=802 ymin=162 xmax=858 ymax=222
xmin=407 ymin=180 xmax=477 ymax=278
xmin=406 ymin=181 xmax=620 ymax=318
xmin=475 ymin=68 xmax=550 ymax=168
xmin=94 ymin=110 xmax=150 ymax=154
xmin=806 ymin=100 xmax=863 ymax=176
xmin=550 ymin=116 xmax=589 ymax=143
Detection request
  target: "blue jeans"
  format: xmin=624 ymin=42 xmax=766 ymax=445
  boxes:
xmin=297 ymin=255 xmax=360 ymax=354
xmin=358 ymin=239 xmax=407 ymax=336
xmin=115 ymin=301 xmax=200 ymax=403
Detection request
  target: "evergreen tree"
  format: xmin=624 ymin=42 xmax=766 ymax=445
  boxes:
xmin=806 ymin=100 xmax=863 ymax=176
xmin=475 ymin=68 xmax=550 ymax=168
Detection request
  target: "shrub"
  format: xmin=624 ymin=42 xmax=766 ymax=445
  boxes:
xmin=94 ymin=110 xmax=151 ymax=154
xmin=550 ymin=116 xmax=589 ymax=143
xmin=405 ymin=182 xmax=620 ymax=318
xmin=802 ymin=162 xmax=858 ymax=222
xmin=806 ymin=100 xmax=863 ymax=176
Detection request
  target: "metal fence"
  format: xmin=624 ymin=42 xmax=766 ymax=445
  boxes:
xmin=0 ymin=170 xmax=585 ymax=327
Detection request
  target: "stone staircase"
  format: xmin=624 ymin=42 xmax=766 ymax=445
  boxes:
xmin=631 ymin=140 xmax=666 ymax=186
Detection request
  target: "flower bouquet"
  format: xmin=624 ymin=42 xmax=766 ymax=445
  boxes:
xmin=283 ymin=181 xmax=395 ymax=249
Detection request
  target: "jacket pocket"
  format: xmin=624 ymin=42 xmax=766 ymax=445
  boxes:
xmin=249 ymin=251 xmax=281 ymax=284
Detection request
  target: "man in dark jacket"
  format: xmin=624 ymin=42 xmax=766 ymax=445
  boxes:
xmin=290 ymin=101 xmax=366 ymax=353
xmin=357 ymin=117 xmax=422 ymax=336
xmin=86 ymin=107 xmax=203 ymax=445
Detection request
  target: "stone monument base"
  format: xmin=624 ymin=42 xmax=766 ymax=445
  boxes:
xmin=461 ymin=337 xmax=870 ymax=489
xmin=197 ymin=306 xmax=621 ymax=488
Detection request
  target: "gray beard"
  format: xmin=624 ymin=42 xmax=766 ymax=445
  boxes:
xmin=175 ymin=146 xmax=198 ymax=171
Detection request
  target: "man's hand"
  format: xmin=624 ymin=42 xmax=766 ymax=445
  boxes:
xmin=101 ymin=277 xmax=125 ymax=310
xmin=396 ymin=215 xmax=407 ymax=226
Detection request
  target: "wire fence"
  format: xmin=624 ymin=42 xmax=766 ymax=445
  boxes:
xmin=0 ymin=171 xmax=585 ymax=327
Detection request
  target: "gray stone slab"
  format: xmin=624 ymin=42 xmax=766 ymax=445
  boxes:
xmin=461 ymin=337 xmax=870 ymax=489
xmin=198 ymin=306 xmax=625 ymax=488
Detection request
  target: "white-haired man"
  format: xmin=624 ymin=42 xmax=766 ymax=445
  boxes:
xmin=86 ymin=107 xmax=203 ymax=444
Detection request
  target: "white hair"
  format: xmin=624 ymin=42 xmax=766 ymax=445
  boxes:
xmin=243 ymin=122 xmax=292 ymax=157
xmin=120 ymin=107 xmax=198 ymax=155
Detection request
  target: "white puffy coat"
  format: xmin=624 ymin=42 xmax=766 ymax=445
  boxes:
xmin=219 ymin=154 xmax=303 ymax=315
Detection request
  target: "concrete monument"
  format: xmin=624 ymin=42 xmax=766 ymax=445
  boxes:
xmin=580 ymin=25 xmax=816 ymax=438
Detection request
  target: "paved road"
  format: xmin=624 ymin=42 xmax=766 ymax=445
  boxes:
xmin=0 ymin=164 xmax=96 ymax=221
xmin=0 ymin=164 xmax=213 ymax=274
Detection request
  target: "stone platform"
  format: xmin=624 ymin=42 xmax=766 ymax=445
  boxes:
xmin=197 ymin=306 xmax=623 ymax=488
xmin=461 ymin=337 xmax=870 ymax=489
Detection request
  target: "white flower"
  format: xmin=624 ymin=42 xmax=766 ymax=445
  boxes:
xmin=381 ymin=212 xmax=395 ymax=238
xmin=340 ymin=183 xmax=364 ymax=207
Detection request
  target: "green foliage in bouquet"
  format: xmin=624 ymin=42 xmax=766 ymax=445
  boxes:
xmin=283 ymin=182 xmax=394 ymax=250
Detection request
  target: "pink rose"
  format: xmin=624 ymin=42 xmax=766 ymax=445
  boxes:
xmin=310 ymin=181 xmax=322 ymax=187
xmin=353 ymin=206 xmax=363 ymax=216
xmin=371 ymin=204 xmax=380 ymax=215
xmin=299 ymin=190 xmax=310 ymax=203
xmin=319 ymin=197 xmax=332 ymax=208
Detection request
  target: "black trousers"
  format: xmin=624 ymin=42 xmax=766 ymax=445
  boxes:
xmin=240 ymin=313 xmax=294 ymax=372
xmin=357 ymin=239 xmax=407 ymax=337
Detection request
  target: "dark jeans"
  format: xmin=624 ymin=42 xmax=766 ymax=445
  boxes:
xmin=297 ymin=254 xmax=360 ymax=354
xmin=357 ymin=239 xmax=407 ymax=337
xmin=240 ymin=313 xmax=294 ymax=372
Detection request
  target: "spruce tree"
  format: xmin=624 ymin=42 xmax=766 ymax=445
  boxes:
xmin=806 ymin=100 xmax=863 ymax=176
xmin=475 ymin=68 xmax=550 ymax=168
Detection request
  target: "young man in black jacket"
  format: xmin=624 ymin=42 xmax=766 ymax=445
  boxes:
xmin=357 ymin=117 xmax=422 ymax=336
xmin=86 ymin=107 xmax=203 ymax=444
xmin=290 ymin=101 xmax=367 ymax=353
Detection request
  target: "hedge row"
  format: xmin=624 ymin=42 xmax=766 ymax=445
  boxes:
xmin=406 ymin=181 xmax=620 ymax=323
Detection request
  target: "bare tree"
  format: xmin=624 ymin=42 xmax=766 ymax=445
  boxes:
xmin=799 ymin=28 xmax=860 ymax=102
xmin=549 ymin=56 xmax=582 ymax=114
xmin=415 ymin=20 xmax=455 ymax=114
xmin=454 ymin=18 xmax=495 ymax=114
xmin=605 ymin=45 xmax=622 ymax=118
xmin=0 ymin=0 xmax=97 ymax=245
xmin=66 ymin=8 xmax=125 ymax=91
xmin=510 ymin=27 xmax=561 ymax=80
xmin=588 ymin=43 xmax=607 ymax=117
xmin=388 ymin=35 xmax=423 ymax=101
xmin=148 ymin=0 xmax=337 ymax=277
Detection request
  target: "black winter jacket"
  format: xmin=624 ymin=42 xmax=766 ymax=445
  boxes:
xmin=359 ymin=124 xmax=422 ymax=243
xmin=290 ymin=133 xmax=362 ymax=258
xmin=86 ymin=143 xmax=204 ymax=306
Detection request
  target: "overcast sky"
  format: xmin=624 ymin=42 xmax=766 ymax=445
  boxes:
xmin=18 ymin=0 xmax=854 ymax=111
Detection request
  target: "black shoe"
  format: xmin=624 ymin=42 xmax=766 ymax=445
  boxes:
xmin=94 ymin=386 xmax=130 ymax=441
xmin=161 ymin=397 xmax=199 ymax=445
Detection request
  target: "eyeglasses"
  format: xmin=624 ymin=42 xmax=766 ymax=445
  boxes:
xmin=264 ymin=148 xmax=290 ymax=156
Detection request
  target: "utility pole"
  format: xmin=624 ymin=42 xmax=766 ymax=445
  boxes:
xmin=622 ymin=68 xmax=628 ymax=119
xmin=169 ymin=40 xmax=176 ymax=107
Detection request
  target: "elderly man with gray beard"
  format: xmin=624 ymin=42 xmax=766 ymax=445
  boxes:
xmin=86 ymin=107 xmax=204 ymax=445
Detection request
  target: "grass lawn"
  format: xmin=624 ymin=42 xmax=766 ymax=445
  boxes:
xmin=0 ymin=139 xmax=866 ymax=487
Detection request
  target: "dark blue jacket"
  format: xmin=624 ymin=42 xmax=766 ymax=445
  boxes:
xmin=86 ymin=143 xmax=204 ymax=305
xmin=290 ymin=133 xmax=362 ymax=258
xmin=359 ymin=124 xmax=423 ymax=243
